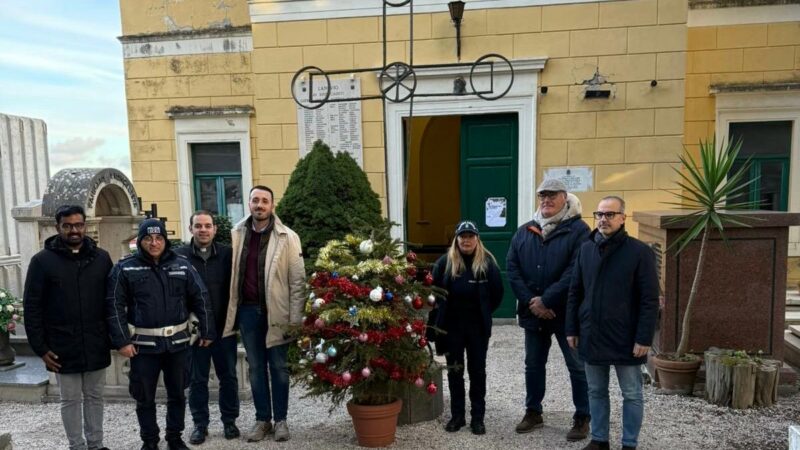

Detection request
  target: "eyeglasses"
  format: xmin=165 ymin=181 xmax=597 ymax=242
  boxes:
xmin=59 ymin=222 xmax=85 ymax=231
xmin=592 ymin=211 xmax=624 ymax=220
xmin=537 ymin=191 xmax=561 ymax=200
xmin=142 ymin=235 xmax=166 ymax=244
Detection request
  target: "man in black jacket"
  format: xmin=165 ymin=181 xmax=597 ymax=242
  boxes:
xmin=174 ymin=211 xmax=240 ymax=444
xmin=107 ymin=218 xmax=215 ymax=450
xmin=506 ymin=179 xmax=591 ymax=440
xmin=24 ymin=205 xmax=113 ymax=450
xmin=566 ymin=196 xmax=659 ymax=450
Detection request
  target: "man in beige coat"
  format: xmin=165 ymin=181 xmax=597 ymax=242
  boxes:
xmin=222 ymin=185 xmax=305 ymax=443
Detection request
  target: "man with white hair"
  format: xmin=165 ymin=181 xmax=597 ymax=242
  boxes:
xmin=506 ymin=178 xmax=591 ymax=441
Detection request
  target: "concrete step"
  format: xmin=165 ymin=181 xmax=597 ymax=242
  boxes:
xmin=788 ymin=290 xmax=800 ymax=306
xmin=787 ymin=309 xmax=800 ymax=328
xmin=785 ymin=330 xmax=800 ymax=376
xmin=791 ymin=325 xmax=800 ymax=339
xmin=0 ymin=356 xmax=48 ymax=402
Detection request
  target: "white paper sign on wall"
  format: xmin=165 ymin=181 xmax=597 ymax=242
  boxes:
xmin=542 ymin=167 xmax=593 ymax=192
xmin=485 ymin=197 xmax=507 ymax=227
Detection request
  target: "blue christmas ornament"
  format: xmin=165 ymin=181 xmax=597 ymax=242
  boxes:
xmin=348 ymin=306 xmax=358 ymax=317
xmin=385 ymin=292 xmax=394 ymax=302
xmin=326 ymin=346 xmax=338 ymax=357
xmin=332 ymin=271 xmax=339 ymax=279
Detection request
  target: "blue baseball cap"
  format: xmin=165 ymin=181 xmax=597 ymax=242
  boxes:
xmin=455 ymin=220 xmax=479 ymax=237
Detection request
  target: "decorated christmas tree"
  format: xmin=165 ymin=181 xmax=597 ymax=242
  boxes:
xmin=289 ymin=222 xmax=443 ymax=411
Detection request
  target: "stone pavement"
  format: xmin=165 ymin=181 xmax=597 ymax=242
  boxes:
xmin=0 ymin=325 xmax=798 ymax=449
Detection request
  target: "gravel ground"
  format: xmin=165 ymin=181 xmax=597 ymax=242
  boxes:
xmin=1 ymin=325 xmax=798 ymax=449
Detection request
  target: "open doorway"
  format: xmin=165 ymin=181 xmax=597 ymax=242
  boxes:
xmin=404 ymin=113 xmax=519 ymax=318
xmin=405 ymin=115 xmax=462 ymax=263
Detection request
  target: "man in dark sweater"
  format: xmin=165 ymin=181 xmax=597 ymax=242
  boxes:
xmin=174 ymin=211 xmax=239 ymax=445
xmin=24 ymin=205 xmax=113 ymax=450
xmin=220 ymin=186 xmax=305 ymax=443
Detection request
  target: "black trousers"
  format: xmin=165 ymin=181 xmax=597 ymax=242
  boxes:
xmin=129 ymin=350 xmax=189 ymax=444
xmin=444 ymin=309 xmax=489 ymax=421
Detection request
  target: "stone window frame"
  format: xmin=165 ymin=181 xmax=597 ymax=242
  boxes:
xmin=714 ymin=89 xmax=800 ymax=256
xmin=172 ymin=114 xmax=253 ymax=242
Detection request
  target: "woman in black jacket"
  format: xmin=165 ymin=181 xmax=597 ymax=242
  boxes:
xmin=432 ymin=220 xmax=504 ymax=435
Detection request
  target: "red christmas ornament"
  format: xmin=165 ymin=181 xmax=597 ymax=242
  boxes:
xmin=418 ymin=337 xmax=428 ymax=348
xmin=412 ymin=296 xmax=424 ymax=310
xmin=406 ymin=251 xmax=417 ymax=263
xmin=424 ymin=273 xmax=433 ymax=286
xmin=406 ymin=266 xmax=417 ymax=277
xmin=390 ymin=370 xmax=402 ymax=380
xmin=426 ymin=382 xmax=437 ymax=394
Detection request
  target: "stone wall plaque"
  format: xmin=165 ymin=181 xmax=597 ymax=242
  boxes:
xmin=296 ymin=78 xmax=363 ymax=167
xmin=543 ymin=167 xmax=593 ymax=192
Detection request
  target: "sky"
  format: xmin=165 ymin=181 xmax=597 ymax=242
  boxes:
xmin=0 ymin=1 xmax=131 ymax=177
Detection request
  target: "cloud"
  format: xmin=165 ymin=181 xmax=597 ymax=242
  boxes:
xmin=50 ymin=137 xmax=107 ymax=166
xmin=0 ymin=44 xmax=122 ymax=83
xmin=49 ymin=136 xmax=131 ymax=178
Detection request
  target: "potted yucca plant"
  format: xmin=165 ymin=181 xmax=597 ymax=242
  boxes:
xmin=653 ymin=137 xmax=756 ymax=394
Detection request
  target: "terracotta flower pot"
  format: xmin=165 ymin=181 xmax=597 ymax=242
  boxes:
xmin=654 ymin=354 xmax=701 ymax=395
xmin=347 ymin=399 xmax=403 ymax=448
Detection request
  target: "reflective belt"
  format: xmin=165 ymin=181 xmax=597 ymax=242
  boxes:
xmin=129 ymin=320 xmax=190 ymax=337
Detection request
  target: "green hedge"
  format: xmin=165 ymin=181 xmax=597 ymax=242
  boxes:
xmin=277 ymin=140 xmax=382 ymax=260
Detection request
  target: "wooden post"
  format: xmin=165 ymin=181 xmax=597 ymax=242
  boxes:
xmin=704 ymin=349 xmax=733 ymax=406
xmin=754 ymin=360 xmax=780 ymax=408
xmin=731 ymin=362 xmax=757 ymax=409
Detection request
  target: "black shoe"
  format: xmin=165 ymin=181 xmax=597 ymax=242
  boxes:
xmin=567 ymin=416 xmax=590 ymax=441
xmin=167 ymin=438 xmax=190 ymax=450
xmin=190 ymin=426 xmax=208 ymax=445
xmin=582 ymin=440 xmax=610 ymax=450
xmin=444 ymin=416 xmax=466 ymax=432
xmin=140 ymin=443 xmax=159 ymax=450
xmin=223 ymin=422 xmax=241 ymax=440
xmin=622 ymin=446 xmax=637 ymax=450
xmin=470 ymin=419 xmax=486 ymax=435
xmin=515 ymin=410 xmax=543 ymax=433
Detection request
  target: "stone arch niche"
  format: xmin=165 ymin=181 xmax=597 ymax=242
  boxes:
xmin=41 ymin=168 xmax=142 ymax=263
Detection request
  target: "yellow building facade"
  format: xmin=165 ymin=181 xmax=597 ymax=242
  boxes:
xmin=118 ymin=0 xmax=800 ymax=286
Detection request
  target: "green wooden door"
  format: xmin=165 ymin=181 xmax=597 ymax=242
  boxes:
xmin=460 ymin=113 xmax=518 ymax=318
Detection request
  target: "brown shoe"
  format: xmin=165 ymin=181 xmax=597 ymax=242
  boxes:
xmin=567 ymin=416 xmax=590 ymax=441
xmin=582 ymin=440 xmax=610 ymax=450
xmin=515 ymin=410 xmax=543 ymax=434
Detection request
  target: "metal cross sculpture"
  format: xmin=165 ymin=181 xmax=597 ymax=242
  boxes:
xmin=290 ymin=0 xmax=515 ymax=215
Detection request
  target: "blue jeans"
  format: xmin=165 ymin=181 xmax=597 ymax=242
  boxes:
xmin=238 ymin=304 xmax=290 ymax=422
xmin=585 ymin=364 xmax=644 ymax=447
xmin=523 ymin=328 xmax=589 ymax=419
xmin=188 ymin=336 xmax=240 ymax=428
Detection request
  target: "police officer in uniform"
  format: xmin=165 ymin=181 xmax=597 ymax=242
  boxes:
xmin=107 ymin=218 xmax=215 ymax=450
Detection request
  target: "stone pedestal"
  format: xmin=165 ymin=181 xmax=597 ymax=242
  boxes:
xmin=46 ymin=346 xmax=252 ymax=401
xmin=633 ymin=210 xmax=800 ymax=360
xmin=397 ymin=368 xmax=443 ymax=425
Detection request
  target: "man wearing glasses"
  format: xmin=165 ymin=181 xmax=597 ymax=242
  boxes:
xmin=107 ymin=218 xmax=215 ymax=450
xmin=507 ymin=179 xmax=591 ymax=441
xmin=24 ymin=205 xmax=114 ymax=450
xmin=566 ymin=196 xmax=659 ymax=450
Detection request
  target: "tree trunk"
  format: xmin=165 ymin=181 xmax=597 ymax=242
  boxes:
xmin=731 ymin=362 xmax=757 ymax=409
xmin=754 ymin=360 xmax=780 ymax=408
xmin=704 ymin=348 xmax=732 ymax=406
xmin=677 ymin=227 xmax=709 ymax=357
